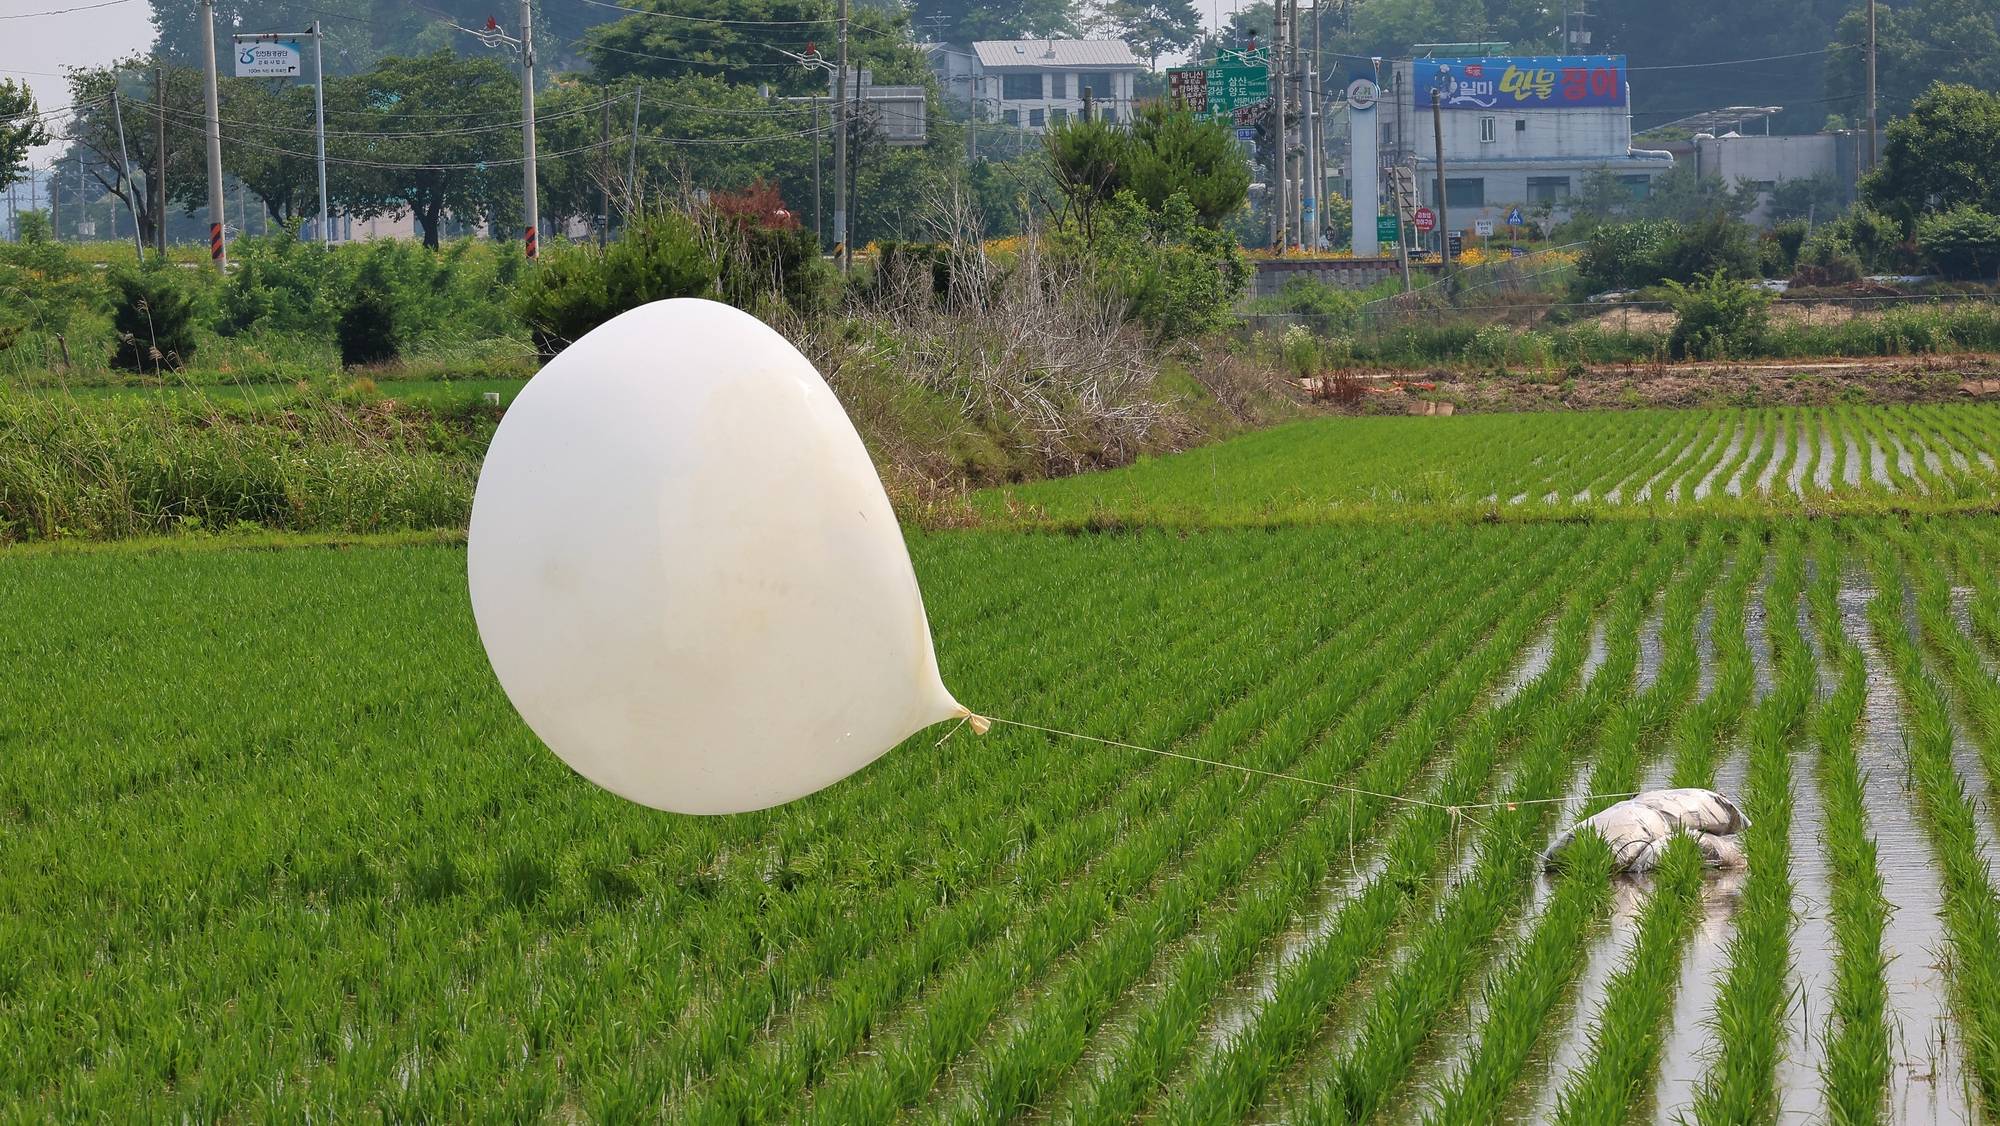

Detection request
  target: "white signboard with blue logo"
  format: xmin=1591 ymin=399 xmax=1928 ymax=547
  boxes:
xmin=233 ymin=37 xmax=303 ymax=78
xmin=1413 ymin=56 xmax=1626 ymax=110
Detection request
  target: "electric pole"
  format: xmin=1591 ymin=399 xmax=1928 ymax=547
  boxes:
xmin=1865 ymin=0 xmax=1877 ymax=170
xmin=520 ymin=0 xmax=539 ymax=259
xmin=1269 ymin=0 xmax=1286 ymax=249
xmin=833 ymin=0 xmax=850 ymax=270
xmin=155 ymin=61 xmax=167 ymax=258
xmin=312 ymin=23 xmax=327 ymax=246
xmin=599 ymin=95 xmax=610 ymax=247
xmin=200 ymin=0 xmax=226 ymax=271
xmin=1433 ymin=88 xmax=1451 ymax=284
xmin=111 ymin=87 xmax=143 ymax=262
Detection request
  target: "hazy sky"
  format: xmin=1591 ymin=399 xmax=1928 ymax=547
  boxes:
xmin=2 ymin=0 xmax=157 ymax=165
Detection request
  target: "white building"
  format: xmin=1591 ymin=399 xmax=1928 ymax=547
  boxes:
xmin=1682 ymin=129 xmax=1870 ymax=225
xmin=1381 ymin=55 xmax=1673 ymax=230
xmin=930 ymin=40 xmax=1142 ymax=132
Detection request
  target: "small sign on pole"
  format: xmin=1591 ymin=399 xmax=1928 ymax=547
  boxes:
xmin=1413 ymin=206 xmax=1437 ymax=234
xmin=1474 ymin=219 xmax=1494 ymax=237
xmin=232 ymin=36 xmax=303 ymax=77
xmin=1376 ymin=214 xmax=1400 ymax=243
xmin=1507 ymin=206 xmax=1524 ymax=226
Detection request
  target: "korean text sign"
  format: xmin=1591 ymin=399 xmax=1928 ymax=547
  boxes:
xmin=1411 ymin=56 xmax=1626 ymax=110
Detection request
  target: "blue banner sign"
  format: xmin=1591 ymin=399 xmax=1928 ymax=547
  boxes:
xmin=1412 ymin=56 xmax=1626 ymax=110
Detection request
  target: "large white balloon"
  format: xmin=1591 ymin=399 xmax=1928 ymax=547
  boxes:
xmin=468 ymin=298 xmax=969 ymax=815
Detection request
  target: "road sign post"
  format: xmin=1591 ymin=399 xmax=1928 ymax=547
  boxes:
xmin=1413 ymin=207 xmax=1436 ymax=234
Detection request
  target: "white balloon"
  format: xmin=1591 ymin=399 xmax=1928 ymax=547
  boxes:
xmin=468 ymin=298 xmax=968 ymax=815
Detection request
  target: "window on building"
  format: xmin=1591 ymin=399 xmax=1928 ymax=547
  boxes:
xmin=1049 ymin=73 xmax=1068 ymax=98
xmin=1099 ymin=106 xmax=1118 ymax=123
xmin=1526 ymin=176 xmax=1571 ymax=203
xmin=1445 ymin=177 xmax=1485 ymax=208
xmin=1515 ymin=118 xmax=1527 ymax=132
xmin=1750 ymin=180 xmax=1777 ymax=194
xmin=1004 ymin=108 xmax=1021 ymax=127
xmin=1029 ymin=108 xmax=1046 ymax=128
xmin=1050 ymin=107 xmax=1069 ymax=124
xmin=1078 ymin=72 xmax=1115 ymax=102
xmin=1619 ymin=174 xmax=1652 ymax=200
xmin=1001 ymin=73 xmax=1042 ymax=100
xmin=1479 ymin=116 xmax=1497 ymax=143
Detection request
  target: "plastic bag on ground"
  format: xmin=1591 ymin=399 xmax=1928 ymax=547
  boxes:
xmin=1542 ymin=788 xmax=1750 ymax=874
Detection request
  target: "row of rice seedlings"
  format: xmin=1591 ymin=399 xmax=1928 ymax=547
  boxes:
xmin=1409 ymin=544 xmax=1695 ymax=1124
xmin=909 ymin=530 xmax=1662 ymax=1125
xmin=1546 ymin=528 xmax=1762 ymax=1123
xmin=1548 ymin=836 xmax=1710 ymax=1123
xmin=1802 ymin=527 xmax=1894 ymax=1125
xmin=1283 ymin=569 xmax=1652 ymax=1125
xmin=1854 ymin=409 xmax=1926 ymax=496
xmin=1943 ymin=521 xmax=2000 ymax=661
xmin=1145 ymin=532 xmax=1658 ymax=1125
xmin=656 ymin=526 xmax=1540 ymax=1120
xmin=1690 ymin=529 xmax=1816 ymax=1124
xmin=1862 ymin=533 xmax=2000 ymax=1116
xmin=1687 ymin=412 xmax=1752 ymax=502
xmin=1608 ymin=411 xmax=1706 ymax=506
xmin=762 ymin=530 xmax=1614 ymax=1125
xmin=1664 ymin=411 xmax=1742 ymax=505
xmin=1751 ymin=409 xmax=1797 ymax=498
xmin=1418 ymin=529 xmax=1727 ymax=1124
xmin=587 ymin=531 xmax=1340 ymax=1111
xmin=1041 ymin=543 xmax=1647 ymax=1125
xmin=1723 ymin=411 xmax=1777 ymax=498
xmin=1902 ymin=522 xmax=2000 ymax=803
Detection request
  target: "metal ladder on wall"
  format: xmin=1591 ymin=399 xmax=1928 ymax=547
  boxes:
xmin=1386 ymin=163 xmax=1420 ymax=254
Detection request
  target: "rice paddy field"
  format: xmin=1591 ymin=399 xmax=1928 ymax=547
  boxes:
xmin=5 ymin=403 xmax=2000 ymax=1122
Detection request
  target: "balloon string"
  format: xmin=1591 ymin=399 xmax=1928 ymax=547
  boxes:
xmin=956 ymin=712 xmax=1645 ymax=817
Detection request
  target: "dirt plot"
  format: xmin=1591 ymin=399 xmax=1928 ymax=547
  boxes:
xmin=1347 ymin=354 xmax=2000 ymax=414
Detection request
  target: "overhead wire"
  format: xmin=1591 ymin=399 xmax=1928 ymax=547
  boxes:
xmin=0 ymin=0 xmax=136 ymax=18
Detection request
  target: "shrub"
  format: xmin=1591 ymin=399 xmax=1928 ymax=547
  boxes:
xmin=512 ymin=207 xmax=718 ymax=356
xmin=337 ymin=256 xmax=401 ymax=367
xmin=1663 ymin=271 xmax=1771 ymax=360
xmin=1916 ymin=204 xmax=2000 ymax=280
xmin=1065 ymin=190 xmax=1248 ymax=340
xmin=1266 ymin=276 xmax=1361 ymax=328
xmin=1654 ymin=212 xmax=1760 ymax=284
xmin=107 ymin=265 xmax=200 ymax=372
xmin=1577 ymin=220 xmax=1677 ymax=291
xmin=1760 ymin=219 xmax=1809 ymax=277
xmin=1792 ymin=230 xmax=1864 ymax=286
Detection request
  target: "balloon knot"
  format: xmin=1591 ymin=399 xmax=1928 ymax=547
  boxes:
xmin=955 ymin=706 xmax=993 ymax=735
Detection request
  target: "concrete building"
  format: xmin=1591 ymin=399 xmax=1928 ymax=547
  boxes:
xmin=929 ymin=39 xmax=1142 ymax=131
xmin=1381 ymin=55 xmax=1673 ymax=232
xmin=1674 ymin=128 xmax=1873 ymax=225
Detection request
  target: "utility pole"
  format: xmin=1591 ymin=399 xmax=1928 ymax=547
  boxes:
xmin=1269 ymin=0 xmax=1286 ymax=249
xmin=599 ymin=95 xmax=610 ymax=247
xmin=1865 ymin=0 xmax=1877 ymax=171
xmin=520 ymin=0 xmax=539 ymax=259
xmin=111 ymin=87 xmax=143 ymax=262
xmin=813 ymin=96 xmax=823 ymax=248
xmin=628 ymin=87 xmax=641 ymax=220
xmin=50 ymin=164 xmax=59 ymax=241
xmin=1310 ymin=0 xmax=1322 ymax=249
xmin=833 ymin=0 xmax=849 ymax=270
xmin=155 ymin=61 xmax=167 ymax=258
xmin=312 ymin=23 xmax=327 ymax=246
xmin=200 ymin=0 xmax=226 ymax=271
xmin=1432 ymin=87 xmax=1451 ymax=285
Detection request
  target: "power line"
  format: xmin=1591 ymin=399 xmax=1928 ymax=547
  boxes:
xmin=156 ymin=94 xmax=637 ymax=139
xmin=0 ymin=0 xmax=136 ymax=19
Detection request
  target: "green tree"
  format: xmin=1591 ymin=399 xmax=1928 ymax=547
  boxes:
xmin=1863 ymin=83 xmax=2000 ymax=229
xmin=1 ymin=80 xmax=48 ymax=188
xmin=1044 ymin=117 xmax=1130 ymax=240
xmin=907 ymin=0 xmax=1076 ymax=43
xmin=213 ymin=80 xmax=322 ymax=225
xmin=325 ymin=51 xmax=521 ymax=248
xmin=1123 ymin=103 xmax=1250 ymax=226
xmin=1099 ymin=0 xmax=1204 ymax=68
xmin=58 ymin=59 xmax=206 ymax=251
xmin=1916 ymin=204 xmax=2000 ymax=280
xmin=1825 ymin=2 xmax=2000 ymax=125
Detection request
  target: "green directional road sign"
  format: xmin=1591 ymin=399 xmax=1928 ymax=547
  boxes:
xmin=1376 ymin=214 xmax=1401 ymax=243
xmin=1168 ymin=62 xmax=1271 ymax=118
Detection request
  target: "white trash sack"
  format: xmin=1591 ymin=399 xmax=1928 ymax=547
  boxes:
xmin=1541 ymin=788 xmax=1750 ymax=874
